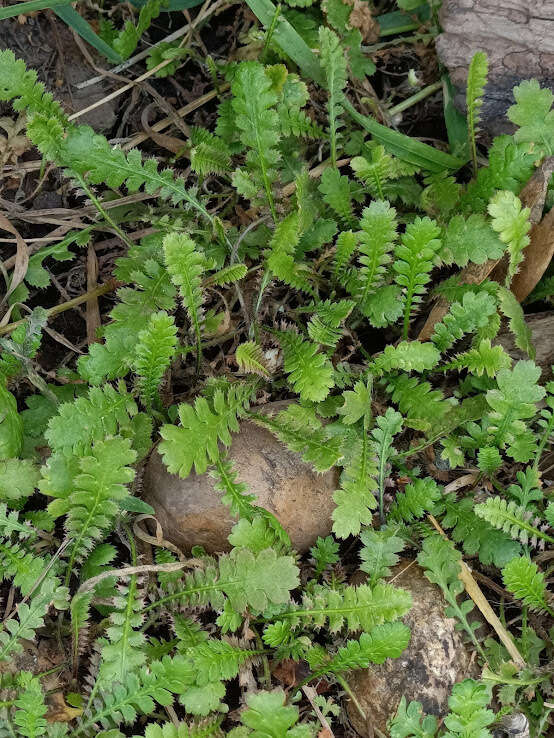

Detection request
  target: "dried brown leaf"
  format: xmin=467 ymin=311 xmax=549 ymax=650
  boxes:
xmin=349 ymin=0 xmax=379 ymax=43
xmin=511 ymin=207 xmax=554 ymax=302
xmin=0 ymin=213 xmax=29 ymax=309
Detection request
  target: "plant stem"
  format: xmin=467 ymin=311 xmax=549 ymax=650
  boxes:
xmin=388 ymin=81 xmax=442 ymax=118
xmin=74 ymin=173 xmax=134 ymax=250
xmin=335 ymin=674 xmax=369 ymax=725
xmin=262 ymin=2 xmax=281 ymax=62
xmin=0 ymin=279 xmax=118 ymax=337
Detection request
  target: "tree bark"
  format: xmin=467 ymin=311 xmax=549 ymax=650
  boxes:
xmin=436 ymin=1 xmax=554 ymax=137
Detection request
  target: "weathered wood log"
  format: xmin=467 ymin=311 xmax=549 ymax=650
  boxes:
xmin=496 ymin=311 xmax=554 ymax=377
xmin=436 ymin=1 xmax=554 ymax=137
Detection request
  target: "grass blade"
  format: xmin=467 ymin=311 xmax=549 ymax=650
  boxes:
xmin=344 ymin=99 xmax=465 ymax=172
xmin=376 ymin=7 xmax=429 ymax=37
xmin=442 ymin=73 xmax=469 ymax=159
xmin=244 ymin=0 xmax=325 ymax=86
xmin=0 ymin=0 xmax=70 ymax=20
xmin=55 ymin=5 xmax=122 ymax=63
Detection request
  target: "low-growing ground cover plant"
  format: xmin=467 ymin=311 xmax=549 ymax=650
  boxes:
xmin=0 ymin=0 xmax=553 ymax=735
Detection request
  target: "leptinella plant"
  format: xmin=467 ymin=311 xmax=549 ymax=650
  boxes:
xmin=0 ymin=5 xmax=553 ymax=735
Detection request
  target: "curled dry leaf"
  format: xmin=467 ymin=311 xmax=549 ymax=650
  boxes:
xmin=349 ymin=0 xmax=379 ymax=43
xmin=0 ymin=213 xmax=29 ymax=310
xmin=46 ymin=692 xmax=83 ymax=723
xmin=0 ymin=114 xmax=30 ymax=167
xmin=510 ymin=207 xmax=554 ymax=302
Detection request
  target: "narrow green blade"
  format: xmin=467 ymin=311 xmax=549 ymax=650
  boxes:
xmin=344 ymin=99 xmax=465 ymax=172
xmin=442 ymin=73 xmax=469 ymax=160
xmin=0 ymin=0 xmax=70 ymax=21
xmin=130 ymin=0 xmax=203 ymax=8
xmin=244 ymin=0 xmax=325 ymax=86
xmin=55 ymin=5 xmax=122 ymax=63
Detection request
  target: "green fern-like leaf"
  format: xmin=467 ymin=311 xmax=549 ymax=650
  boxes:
xmin=477 ymin=446 xmax=503 ymax=475
xmin=318 ymin=167 xmax=355 ymax=224
xmin=488 ymin=191 xmax=531 ymax=285
xmin=389 ymin=477 xmax=441 ymax=523
xmin=70 ymin=590 xmax=93 ymax=669
xmin=0 ymin=49 xmax=67 ymax=123
xmin=507 ymin=79 xmax=554 ymax=157
xmin=235 ymin=342 xmax=270 ymax=377
xmin=0 ymin=458 xmax=40 ymax=504
xmin=189 ymin=127 xmax=232 ymax=176
xmin=442 ymin=495 xmax=521 ymax=569
xmin=307 ymin=622 xmax=410 ymax=676
xmin=536 ymin=381 xmax=554 ymax=469
xmin=461 ymin=135 xmax=536 ymax=214
xmin=164 ymin=232 xmax=205 ymax=368
xmin=447 ymin=339 xmax=511 ymax=377
xmin=13 ymin=672 xmax=48 ymax=738
xmin=431 ymin=291 xmax=498 ymax=352
xmin=98 ymin=577 xmax=147 ymax=684
xmin=266 ymin=211 xmax=313 ymax=294
xmin=497 ymin=285 xmax=535 ymax=359
xmin=44 ymin=382 xmax=140 ymax=453
xmin=159 ymin=382 xmax=255 ymax=477
xmin=439 ymin=214 xmax=505 ymax=267
xmin=359 ymin=527 xmax=405 ymax=583
xmin=502 ymin=556 xmax=553 ymax=615
xmin=393 ymin=217 xmax=442 ymax=338
xmin=73 ymin=659 xmax=188 ymax=734
xmin=443 ymin=679 xmax=494 ymax=738
xmin=27 ymin=120 xmax=214 ymax=226
xmin=279 ymin=331 xmax=335 ymax=402
xmin=388 ymin=696 xmax=438 ymax=738
xmin=0 ymin=576 xmax=67 ymax=662
xmin=350 ymin=146 xmax=420 ymax=204
xmin=333 ymin=426 xmax=378 ymax=538
xmin=206 ymin=264 xmax=248 ymax=287
xmin=372 ymin=341 xmax=440 ymax=376
xmin=319 ymin=27 xmax=347 ymax=167
xmin=384 ymin=374 xmax=452 ymax=433
xmin=0 ymin=527 xmax=45 ymax=595
xmin=307 ymin=298 xmax=354 ymax=347
xmin=0 ymin=382 xmax=23 ymax=459
xmin=209 ymin=455 xmax=257 ymax=520
xmin=112 ymin=0 xmax=165 ymax=60
xmin=249 ymin=403 xmax=343 ymax=473
xmin=350 ymin=199 xmax=401 ymax=325
xmin=338 ymin=379 xmax=372 ymax=425
xmin=371 ymin=408 xmax=404 ymax=522
xmin=143 ymin=718 xmax=223 ymax=738
xmin=233 ymin=689 xmax=308 ymax=738
xmin=0 ymin=503 xmax=35 ymax=539
xmin=485 ymin=360 xmax=544 ymax=461
xmin=146 ymin=546 xmax=299 ymax=614
xmin=231 ymin=61 xmax=280 ymax=219
xmin=186 ymin=638 xmax=263 ymax=686
xmin=275 ymin=580 xmax=412 ymax=633
xmin=417 ymin=534 xmax=485 ymax=658
xmin=333 ymin=229 xmax=358 ymax=283
xmin=55 ymin=437 xmax=136 ymax=571
xmin=134 ymin=311 xmax=177 ymax=408
xmin=78 ymin=238 xmax=176 ymax=384
xmin=475 ymin=497 xmax=554 ymax=546
xmin=466 ymin=51 xmax=488 ymax=174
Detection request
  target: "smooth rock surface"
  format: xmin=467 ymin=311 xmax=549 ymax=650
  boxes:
xmin=347 ymin=562 xmax=478 ymax=736
xmin=143 ymin=414 xmax=339 ymax=553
